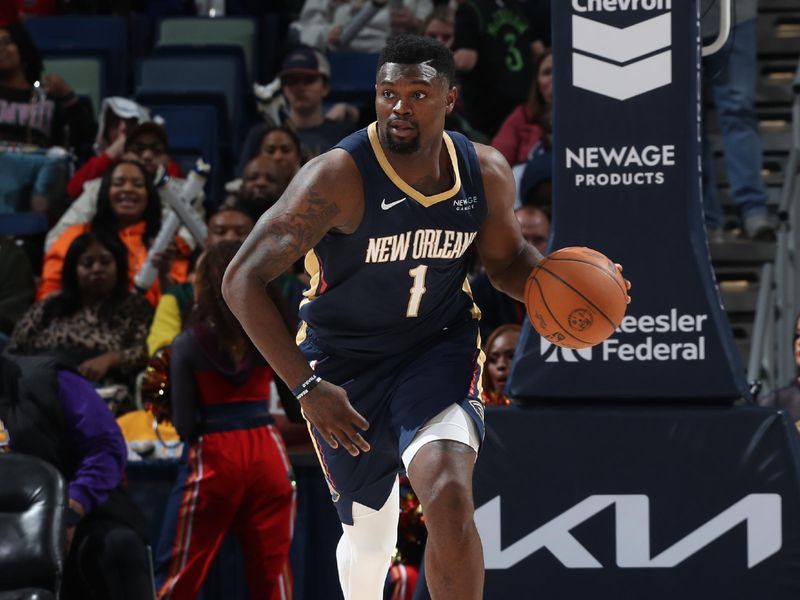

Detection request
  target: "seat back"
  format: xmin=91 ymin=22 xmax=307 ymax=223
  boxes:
xmin=0 ymin=214 xmax=50 ymax=237
xmin=0 ymin=454 xmax=66 ymax=593
xmin=327 ymin=52 xmax=380 ymax=104
xmin=42 ymin=57 xmax=103 ymax=114
xmin=157 ymin=17 xmax=257 ymax=81
xmin=148 ymin=103 xmax=223 ymax=202
xmin=137 ymin=55 xmax=243 ymax=124
xmin=25 ymin=16 xmax=128 ymax=95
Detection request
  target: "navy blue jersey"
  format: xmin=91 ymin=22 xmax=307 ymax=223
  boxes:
xmin=297 ymin=122 xmax=488 ymax=357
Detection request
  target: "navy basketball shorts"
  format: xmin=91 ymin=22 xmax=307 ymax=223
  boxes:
xmin=298 ymin=318 xmax=486 ymax=525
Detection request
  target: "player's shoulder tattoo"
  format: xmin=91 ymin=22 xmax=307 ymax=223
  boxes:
xmin=264 ymin=186 xmax=340 ymax=258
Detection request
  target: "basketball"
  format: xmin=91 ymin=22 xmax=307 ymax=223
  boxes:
xmin=525 ymin=247 xmax=628 ymax=349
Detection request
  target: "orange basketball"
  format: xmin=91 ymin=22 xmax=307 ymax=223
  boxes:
xmin=524 ymin=247 xmax=628 ymax=349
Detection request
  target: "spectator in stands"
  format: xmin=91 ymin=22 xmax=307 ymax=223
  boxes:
xmin=516 ymin=204 xmax=550 ymax=255
xmin=236 ymin=125 xmax=303 ymax=201
xmin=244 ymin=48 xmax=354 ymax=161
xmin=418 ymin=5 xmax=480 ymax=139
xmin=291 ymin=0 xmax=432 ymax=53
xmin=422 ymin=5 xmax=455 ymax=49
xmin=235 ymin=152 xmax=300 ymax=221
xmin=701 ymin=0 xmax=774 ymax=241
xmin=39 ymin=160 xmax=190 ymax=306
xmin=147 ymin=202 xmax=256 ymax=356
xmin=67 ymin=98 xmax=184 ymax=200
xmin=758 ymin=313 xmax=800 ymax=423
xmin=154 ymin=240 xmax=296 ymax=600
xmin=492 ymin=50 xmax=552 ymax=167
xmin=518 ymin=141 xmax=552 ymax=209
xmin=9 ymin=231 xmax=153 ymax=414
xmin=0 ymin=22 xmax=95 ymax=214
xmin=0 ymin=235 xmax=35 ymax=349
xmin=46 ymin=121 xmax=204 ymax=252
xmin=452 ymin=0 xmax=535 ymax=140
xmin=0 ymin=353 xmax=152 ymax=599
xmin=481 ymin=324 xmax=521 ymax=406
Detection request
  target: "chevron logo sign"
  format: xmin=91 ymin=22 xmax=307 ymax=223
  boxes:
xmin=572 ymin=12 xmax=672 ymax=100
xmin=540 ymin=338 xmax=593 ymax=363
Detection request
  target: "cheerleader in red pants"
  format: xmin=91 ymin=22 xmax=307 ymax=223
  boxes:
xmin=155 ymin=240 xmax=296 ymax=600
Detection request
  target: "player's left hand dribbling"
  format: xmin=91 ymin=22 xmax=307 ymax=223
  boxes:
xmin=301 ymin=380 xmax=371 ymax=456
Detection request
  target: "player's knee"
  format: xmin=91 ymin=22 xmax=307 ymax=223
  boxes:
xmin=422 ymin=477 xmax=474 ymax=532
xmin=337 ymin=524 xmax=396 ymax=572
xmin=338 ymin=496 xmax=399 ymax=569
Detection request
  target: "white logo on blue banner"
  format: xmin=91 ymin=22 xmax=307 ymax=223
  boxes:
xmin=476 ymin=493 xmax=782 ymax=570
xmin=572 ymin=12 xmax=672 ymax=100
xmin=540 ymin=338 xmax=593 ymax=363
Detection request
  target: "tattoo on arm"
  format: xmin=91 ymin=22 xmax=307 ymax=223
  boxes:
xmin=262 ymin=187 xmax=340 ymax=271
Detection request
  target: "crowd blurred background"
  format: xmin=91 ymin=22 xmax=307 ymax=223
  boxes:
xmin=0 ymin=0 xmax=796 ymax=598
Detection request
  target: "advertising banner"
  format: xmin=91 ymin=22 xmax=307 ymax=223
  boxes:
xmin=475 ymin=407 xmax=800 ymax=599
xmin=506 ymin=0 xmax=749 ymax=400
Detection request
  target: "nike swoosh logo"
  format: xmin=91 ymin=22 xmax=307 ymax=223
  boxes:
xmin=381 ymin=197 xmax=407 ymax=210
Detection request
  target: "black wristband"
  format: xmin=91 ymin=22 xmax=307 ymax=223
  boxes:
xmin=292 ymin=374 xmax=322 ymax=401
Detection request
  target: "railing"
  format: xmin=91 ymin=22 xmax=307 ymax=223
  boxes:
xmin=747 ymin=60 xmax=800 ymax=393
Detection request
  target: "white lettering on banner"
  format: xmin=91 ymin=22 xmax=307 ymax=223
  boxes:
xmin=476 ymin=494 xmax=782 ymax=570
xmin=566 ymin=145 xmax=676 ymax=188
xmin=539 ymin=309 xmax=708 ymax=363
xmin=572 ymin=0 xmax=672 ymax=13
xmin=566 ymin=146 xmax=676 ymax=168
xmin=540 ymin=339 xmax=593 ymax=363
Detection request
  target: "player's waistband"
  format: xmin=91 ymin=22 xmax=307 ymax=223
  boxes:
xmin=198 ymin=400 xmax=273 ymax=434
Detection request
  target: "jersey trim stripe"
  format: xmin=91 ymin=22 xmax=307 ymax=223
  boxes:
xmin=461 ymin=277 xmax=482 ymax=321
xmin=367 ymin=122 xmax=462 ymax=207
xmin=301 ymin=249 xmax=325 ymax=308
xmin=295 ymin=321 xmax=308 ymax=345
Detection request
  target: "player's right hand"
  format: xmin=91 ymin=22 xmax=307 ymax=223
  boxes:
xmin=301 ymin=381 xmax=370 ymax=457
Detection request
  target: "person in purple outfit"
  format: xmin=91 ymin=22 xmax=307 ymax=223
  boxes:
xmin=0 ymin=354 xmax=152 ymax=599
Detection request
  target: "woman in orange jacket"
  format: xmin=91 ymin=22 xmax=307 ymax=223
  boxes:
xmin=39 ymin=160 xmax=189 ymax=306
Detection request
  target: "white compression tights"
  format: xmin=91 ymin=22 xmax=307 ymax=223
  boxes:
xmin=335 ymin=404 xmax=480 ymax=599
xmin=336 ymin=476 xmax=400 ymax=600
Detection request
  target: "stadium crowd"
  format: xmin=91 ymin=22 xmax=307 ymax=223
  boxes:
xmin=0 ymin=0 xmax=781 ymax=599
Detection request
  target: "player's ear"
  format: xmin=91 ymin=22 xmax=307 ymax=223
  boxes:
xmin=445 ymin=85 xmax=457 ymax=114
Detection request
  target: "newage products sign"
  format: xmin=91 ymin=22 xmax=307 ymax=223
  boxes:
xmin=506 ymin=0 xmax=748 ymax=400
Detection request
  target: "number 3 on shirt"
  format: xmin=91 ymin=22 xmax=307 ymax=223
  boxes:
xmin=406 ymin=265 xmax=428 ymax=317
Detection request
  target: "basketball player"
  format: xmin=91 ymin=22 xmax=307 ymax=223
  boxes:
xmin=224 ymin=34 xmax=629 ymax=600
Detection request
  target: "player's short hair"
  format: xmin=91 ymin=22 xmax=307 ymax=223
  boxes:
xmin=377 ymin=33 xmax=455 ymax=88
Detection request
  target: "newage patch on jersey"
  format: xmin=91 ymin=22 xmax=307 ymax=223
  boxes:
xmin=365 ymin=229 xmax=477 ymax=263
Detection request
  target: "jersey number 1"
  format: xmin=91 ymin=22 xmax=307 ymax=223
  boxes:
xmin=406 ymin=265 xmax=428 ymax=318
